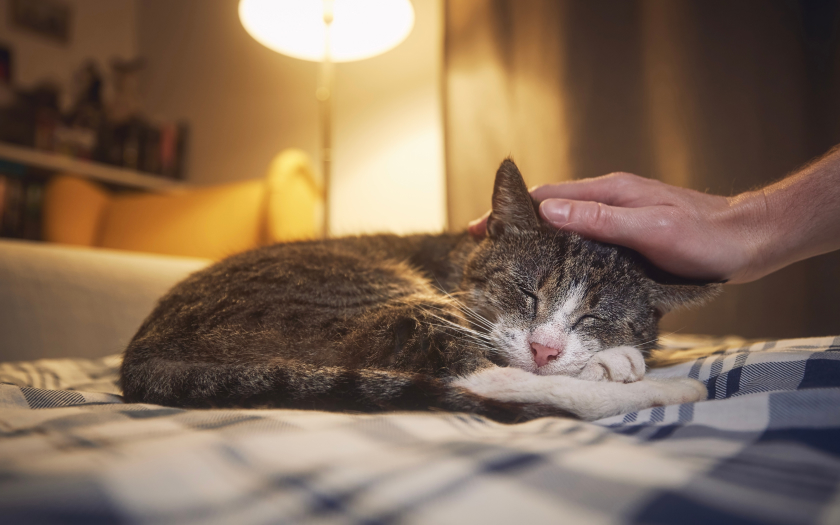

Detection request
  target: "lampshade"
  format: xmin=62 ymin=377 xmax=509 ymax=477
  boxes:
xmin=239 ymin=0 xmax=415 ymax=62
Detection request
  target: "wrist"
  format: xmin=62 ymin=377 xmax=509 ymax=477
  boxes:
xmin=722 ymin=189 xmax=777 ymax=283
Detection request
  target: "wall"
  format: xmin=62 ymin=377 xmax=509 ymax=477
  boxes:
xmin=331 ymin=0 xmax=446 ymax=236
xmin=137 ymin=0 xmax=446 ymax=236
xmin=444 ymin=0 xmax=840 ymax=340
xmin=0 ymin=0 xmax=138 ymax=110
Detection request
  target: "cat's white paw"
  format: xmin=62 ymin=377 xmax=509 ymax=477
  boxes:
xmin=577 ymin=346 xmax=646 ymax=383
xmin=627 ymin=377 xmax=708 ymax=412
xmin=567 ymin=377 xmax=708 ymax=421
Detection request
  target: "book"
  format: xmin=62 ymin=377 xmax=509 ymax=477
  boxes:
xmin=0 ymin=175 xmax=6 ymax=234
xmin=22 ymin=180 xmax=43 ymax=240
xmin=1 ymin=176 xmax=23 ymax=238
xmin=0 ymin=159 xmax=45 ymax=241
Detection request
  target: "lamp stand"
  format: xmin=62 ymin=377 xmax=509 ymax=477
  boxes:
xmin=317 ymin=1 xmax=334 ymax=238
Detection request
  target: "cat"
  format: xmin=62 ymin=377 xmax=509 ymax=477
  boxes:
xmin=120 ymin=159 xmax=719 ymax=423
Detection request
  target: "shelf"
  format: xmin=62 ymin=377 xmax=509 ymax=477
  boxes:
xmin=0 ymin=141 xmax=186 ymax=191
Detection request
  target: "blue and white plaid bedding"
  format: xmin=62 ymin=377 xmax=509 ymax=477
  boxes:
xmin=1 ymin=335 xmax=838 ymax=524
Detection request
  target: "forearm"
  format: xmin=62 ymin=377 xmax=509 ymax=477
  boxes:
xmin=728 ymin=147 xmax=840 ymax=283
xmin=472 ymin=146 xmax=840 ymax=284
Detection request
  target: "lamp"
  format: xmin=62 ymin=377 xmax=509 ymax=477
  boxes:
xmin=239 ymin=0 xmax=415 ymax=236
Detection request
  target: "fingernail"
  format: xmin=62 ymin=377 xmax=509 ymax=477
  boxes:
xmin=541 ymin=200 xmax=570 ymax=223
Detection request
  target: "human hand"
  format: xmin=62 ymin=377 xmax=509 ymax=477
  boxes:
xmin=469 ymin=172 xmax=770 ymax=284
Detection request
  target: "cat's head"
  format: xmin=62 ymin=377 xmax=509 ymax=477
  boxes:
xmin=461 ymin=159 xmax=721 ymax=375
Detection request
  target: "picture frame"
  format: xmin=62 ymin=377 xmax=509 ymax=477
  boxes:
xmin=9 ymin=0 xmax=72 ymax=45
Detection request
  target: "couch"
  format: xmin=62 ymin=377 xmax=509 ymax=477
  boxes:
xmin=0 ymin=238 xmax=838 ymax=524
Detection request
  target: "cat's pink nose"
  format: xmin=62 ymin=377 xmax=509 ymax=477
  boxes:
xmin=530 ymin=342 xmax=562 ymax=367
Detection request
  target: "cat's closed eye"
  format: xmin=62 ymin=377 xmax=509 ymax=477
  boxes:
xmin=518 ymin=286 xmax=538 ymax=319
xmin=571 ymin=314 xmax=602 ymax=331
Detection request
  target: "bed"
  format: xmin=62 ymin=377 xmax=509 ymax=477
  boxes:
xmin=1 ymin=240 xmax=839 ymax=524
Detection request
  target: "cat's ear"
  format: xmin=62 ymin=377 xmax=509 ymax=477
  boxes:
xmin=645 ymin=265 xmax=723 ymax=315
xmin=487 ymin=158 xmax=540 ymax=237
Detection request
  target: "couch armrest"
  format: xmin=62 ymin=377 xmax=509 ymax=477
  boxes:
xmin=265 ymin=149 xmax=324 ymax=243
xmin=0 ymin=240 xmax=209 ymax=362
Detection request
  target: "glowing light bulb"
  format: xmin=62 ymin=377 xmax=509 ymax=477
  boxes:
xmin=239 ymin=0 xmax=415 ymax=62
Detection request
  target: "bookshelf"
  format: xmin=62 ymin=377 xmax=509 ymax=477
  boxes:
xmin=0 ymin=141 xmax=186 ymax=191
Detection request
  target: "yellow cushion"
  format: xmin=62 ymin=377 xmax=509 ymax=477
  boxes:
xmin=42 ymin=176 xmax=111 ymax=247
xmin=39 ymin=149 xmax=322 ymax=259
xmin=265 ymin=149 xmax=323 ymax=243
xmin=99 ymin=180 xmax=265 ymax=260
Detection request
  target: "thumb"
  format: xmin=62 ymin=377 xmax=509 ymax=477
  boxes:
xmin=467 ymin=210 xmax=490 ymax=238
xmin=539 ymin=198 xmax=635 ymax=247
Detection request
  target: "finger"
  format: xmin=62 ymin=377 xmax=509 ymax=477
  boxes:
xmin=539 ymin=198 xmax=644 ymax=251
xmin=467 ymin=210 xmax=491 ymax=238
xmin=530 ymin=173 xmax=651 ymax=206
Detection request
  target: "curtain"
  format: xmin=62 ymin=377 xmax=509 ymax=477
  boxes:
xmin=444 ymin=0 xmax=840 ymax=339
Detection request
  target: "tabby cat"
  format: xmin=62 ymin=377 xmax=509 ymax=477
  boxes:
xmin=121 ymin=160 xmax=718 ymax=423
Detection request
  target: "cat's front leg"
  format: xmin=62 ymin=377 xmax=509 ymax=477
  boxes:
xmin=453 ymin=366 xmax=706 ymax=421
xmin=576 ymin=346 xmax=646 ymax=383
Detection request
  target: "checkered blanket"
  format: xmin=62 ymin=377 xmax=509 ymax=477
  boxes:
xmin=1 ymin=335 xmax=838 ymax=524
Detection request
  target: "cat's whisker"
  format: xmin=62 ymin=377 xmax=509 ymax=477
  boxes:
xmin=636 ymin=335 xmax=664 ymax=348
xmin=450 ymin=300 xmax=494 ymax=327
xmin=419 ymin=300 xmax=496 ymax=334
xmin=384 ymin=297 xmax=464 ymax=329
xmin=645 ymin=327 xmax=687 ymax=348
xmin=659 ymin=327 xmax=686 ymax=338
xmin=388 ymin=297 xmax=491 ymax=335
xmin=424 ymin=319 xmax=489 ymax=338
xmin=634 ymin=327 xmax=686 ymax=349
xmin=459 ymin=308 xmax=495 ymax=331
xmin=418 ymin=311 xmax=496 ymax=343
xmin=427 ymin=320 xmax=495 ymax=344
xmin=430 ymin=288 xmax=496 ymax=332
xmin=635 ymin=338 xmax=658 ymax=348
xmin=424 ymin=322 xmax=497 ymax=351
xmin=451 ymin=307 xmax=494 ymax=332
xmin=442 ymin=290 xmax=469 ymax=297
